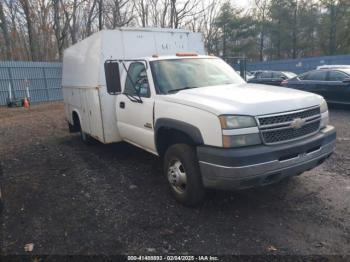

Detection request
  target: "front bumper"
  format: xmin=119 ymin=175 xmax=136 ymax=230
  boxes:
xmin=197 ymin=125 xmax=336 ymax=190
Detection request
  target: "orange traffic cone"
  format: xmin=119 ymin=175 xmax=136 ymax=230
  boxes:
xmin=23 ymin=97 xmax=30 ymax=108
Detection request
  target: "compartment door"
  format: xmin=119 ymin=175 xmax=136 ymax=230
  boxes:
xmin=86 ymin=88 xmax=104 ymax=141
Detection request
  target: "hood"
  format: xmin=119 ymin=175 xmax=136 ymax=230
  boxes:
xmin=161 ymin=83 xmax=323 ymax=116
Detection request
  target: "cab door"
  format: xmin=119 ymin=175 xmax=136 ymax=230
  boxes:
xmin=116 ymin=62 xmax=156 ymax=153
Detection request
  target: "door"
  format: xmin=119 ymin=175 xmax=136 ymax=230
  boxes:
xmin=250 ymin=71 xmax=273 ymax=85
xmin=300 ymin=70 xmax=328 ymax=97
xmin=326 ymin=70 xmax=350 ymax=104
xmin=271 ymin=71 xmax=285 ymax=86
xmin=116 ymin=62 xmax=156 ymax=152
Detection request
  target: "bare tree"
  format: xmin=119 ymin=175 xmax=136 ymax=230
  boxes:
xmin=170 ymin=0 xmax=202 ymax=28
xmin=19 ymin=0 xmax=39 ymax=60
xmin=99 ymin=0 xmax=103 ymax=30
xmin=86 ymin=0 xmax=98 ymax=36
xmin=254 ymin=0 xmax=269 ymax=61
xmin=201 ymin=0 xmax=221 ymax=54
xmin=0 ymin=1 xmax=12 ymax=59
xmin=134 ymin=0 xmax=149 ymax=27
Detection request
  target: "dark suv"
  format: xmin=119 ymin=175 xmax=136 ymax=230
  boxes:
xmin=282 ymin=68 xmax=350 ymax=105
xmin=248 ymin=71 xmax=296 ymax=86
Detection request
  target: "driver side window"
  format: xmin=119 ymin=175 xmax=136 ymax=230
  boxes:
xmin=124 ymin=62 xmax=150 ymax=97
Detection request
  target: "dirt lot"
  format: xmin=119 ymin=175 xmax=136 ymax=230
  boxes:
xmin=0 ymin=102 xmax=349 ymax=256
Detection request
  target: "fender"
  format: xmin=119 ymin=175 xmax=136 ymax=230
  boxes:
xmin=154 ymin=118 xmax=204 ymax=145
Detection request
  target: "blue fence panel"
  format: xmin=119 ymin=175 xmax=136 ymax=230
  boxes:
xmin=0 ymin=61 xmax=63 ymax=106
xmin=247 ymin=54 xmax=350 ymax=74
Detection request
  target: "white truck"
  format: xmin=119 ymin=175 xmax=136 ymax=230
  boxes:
xmin=62 ymin=28 xmax=336 ymax=206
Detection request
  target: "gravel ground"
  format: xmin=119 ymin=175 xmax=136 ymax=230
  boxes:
xmin=0 ymin=102 xmax=349 ymax=256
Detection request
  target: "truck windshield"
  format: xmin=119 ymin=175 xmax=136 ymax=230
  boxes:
xmin=150 ymin=58 xmax=245 ymax=94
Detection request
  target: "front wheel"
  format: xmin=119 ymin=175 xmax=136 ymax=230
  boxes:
xmin=163 ymin=144 xmax=205 ymax=206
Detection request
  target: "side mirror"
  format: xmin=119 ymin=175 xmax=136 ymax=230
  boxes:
xmin=342 ymin=78 xmax=350 ymax=83
xmin=104 ymin=60 xmax=121 ymax=95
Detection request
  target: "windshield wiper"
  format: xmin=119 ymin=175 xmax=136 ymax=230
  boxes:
xmin=167 ymin=86 xmax=197 ymax=94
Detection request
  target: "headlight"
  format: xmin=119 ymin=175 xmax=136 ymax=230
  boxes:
xmin=223 ymin=134 xmax=261 ymax=148
xmin=219 ymin=115 xmax=257 ymax=129
xmin=320 ymin=99 xmax=328 ymax=113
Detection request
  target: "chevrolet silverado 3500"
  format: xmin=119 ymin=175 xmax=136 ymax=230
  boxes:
xmin=62 ymin=28 xmax=336 ymax=205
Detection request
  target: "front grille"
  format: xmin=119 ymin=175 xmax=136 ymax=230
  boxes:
xmin=262 ymin=121 xmax=320 ymax=144
xmin=258 ymin=107 xmax=321 ymax=144
xmin=259 ymin=107 xmax=320 ymax=126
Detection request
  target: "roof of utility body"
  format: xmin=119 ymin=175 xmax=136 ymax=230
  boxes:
xmin=127 ymin=55 xmax=216 ymax=62
xmin=104 ymin=27 xmax=193 ymax=33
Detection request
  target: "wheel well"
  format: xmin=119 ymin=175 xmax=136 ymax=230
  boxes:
xmin=156 ymin=128 xmax=198 ymax=157
xmin=72 ymin=111 xmax=81 ymax=131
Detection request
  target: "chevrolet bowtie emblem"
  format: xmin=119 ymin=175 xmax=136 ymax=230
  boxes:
xmin=290 ymin=118 xmax=306 ymax=129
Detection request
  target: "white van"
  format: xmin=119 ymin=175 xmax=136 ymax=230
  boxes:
xmin=62 ymin=28 xmax=336 ymax=206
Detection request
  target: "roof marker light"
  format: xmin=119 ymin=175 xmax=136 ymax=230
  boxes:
xmin=176 ymin=52 xmax=198 ymax=57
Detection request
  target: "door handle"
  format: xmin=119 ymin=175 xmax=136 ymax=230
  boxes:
xmin=120 ymin=101 xmax=125 ymax=109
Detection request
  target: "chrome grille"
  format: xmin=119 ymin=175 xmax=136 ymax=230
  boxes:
xmin=258 ymin=107 xmax=320 ymax=126
xmin=258 ymin=107 xmax=321 ymax=145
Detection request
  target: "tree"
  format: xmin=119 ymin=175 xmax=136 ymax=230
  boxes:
xmin=0 ymin=0 xmax=12 ymax=59
xmin=19 ymin=0 xmax=39 ymax=60
xmin=215 ymin=2 xmax=257 ymax=58
xmin=254 ymin=0 xmax=269 ymax=61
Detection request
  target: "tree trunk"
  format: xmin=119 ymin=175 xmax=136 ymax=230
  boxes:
xmin=99 ymin=0 xmax=103 ymax=31
xmin=277 ymin=18 xmax=281 ymax=59
xmin=53 ymin=0 xmax=63 ymax=60
xmin=87 ymin=0 xmax=98 ymax=36
xmin=20 ymin=0 xmax=38 ymax=61
xmin=71 ymin=0 xmax=78 ymax=44
xmin=329 ymin=4 xmax=337 ymax=55
xmin=170 ymin=0 xmax=176 ymax=28
xmin=223 ymin=23 xmax=227 ymax=57
xmin=0 ymin=1 xmax=12 ymax=60
xmin=292 ymin=1 xmax=297 ymax=59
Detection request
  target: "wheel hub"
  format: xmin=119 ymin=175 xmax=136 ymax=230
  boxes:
xmin=167 ymin=160 xmax=187 ymax=193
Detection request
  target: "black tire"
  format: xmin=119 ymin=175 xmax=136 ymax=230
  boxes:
xmin=80 ymin=129 xmax=95 ymax=145
xmin=163 ymin=143 xmax=205 ymax=206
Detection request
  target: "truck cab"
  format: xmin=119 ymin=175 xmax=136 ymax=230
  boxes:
xmin=63 ymin=28 xmax=336 ymax=206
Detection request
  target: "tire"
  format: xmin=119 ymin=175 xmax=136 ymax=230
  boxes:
xmin=163 ymin=143 xmax=205 ymax=206
xmin=80 ymin=129 xmax=95 ymax=145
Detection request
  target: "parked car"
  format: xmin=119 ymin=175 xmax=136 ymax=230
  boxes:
xmin=282 ymin=68 xmax=350 ymax=105
xmin=235 ymin=70 xmax=254 ymax=81
xmin=63 ymin=28 xmax=335 ymax=206
xmin=316 ymin=65 xmax=350 ymax=70
xmin=248 ymin=70 xmax=297 ymax=86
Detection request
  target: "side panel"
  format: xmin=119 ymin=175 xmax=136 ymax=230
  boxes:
xmin=63 ymin=87 xmax=83 ymax=124
xmin=63 ymin=86 xmax=122 ymax=144
xmin=99 ymin=86 xmax=122 ymax=143
xmin=85 ymin=88 xmax=104 ymax=140
xmin=80 ymin=89 xmax=91 ymax=136
xmin=62 ymin=32 xmax=102 ymax=88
